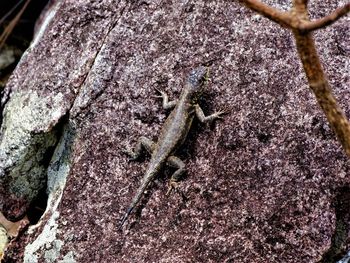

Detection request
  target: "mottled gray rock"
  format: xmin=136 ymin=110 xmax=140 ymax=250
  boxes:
xmin=338 ymin=251 xmax=350 ymax=263
xmin=1 ymin=0 xmax=349 ymax=262
xmin=0 ymin=225 xmax=8 ymax=259
xmin=0 ymin=0 xmax=120 ymax=220
xmin=0 ymin=91 xmax=64 ymax=218
xmin=0 ymin=47 xmax=17 ymax=71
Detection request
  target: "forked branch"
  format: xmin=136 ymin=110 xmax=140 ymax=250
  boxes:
xmin=239 ymin=0 xmax=350 ymax=32
xmin=238 ymin=0 xmax=350 ymax=156
xmin=238 ymin=0 xmax=293 ymax=28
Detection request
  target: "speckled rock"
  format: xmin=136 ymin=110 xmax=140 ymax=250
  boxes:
xmin=0 ymin=225 xmax=8 ymax=259
xmin=1 ymin=0 xmax=349 ymax=262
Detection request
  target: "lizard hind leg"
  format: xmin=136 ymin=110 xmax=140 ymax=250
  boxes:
xmin=166 ymin=156 xmax=186 ymax=195
xmin=123 ymin=136 xmax=155 ymax=160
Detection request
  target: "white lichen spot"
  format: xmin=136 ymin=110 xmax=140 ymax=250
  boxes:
xmin=24 ymin=211 xmax=75 ymax=263
xmin=337 ymin=250 xmax=350 ymax=263
xmin=44 ymin=239 xmax=63 ymax=263
xmin=251 ymin=14 xmax=262 ymax=22
xmin=24 ymin=211 xmax=59 ymax=263
xmin=59 ymin=251 xmax=76 ymax=263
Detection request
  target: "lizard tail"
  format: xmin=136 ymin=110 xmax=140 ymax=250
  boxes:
xmin=118 ymin=171 xmax=155 ymax=228
xmin=119 ymin=207 xmax=133 ymax=229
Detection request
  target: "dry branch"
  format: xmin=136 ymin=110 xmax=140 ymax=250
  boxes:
xmin=0 ymin=0 xmax=32 ymax=50
xmin=238 ymin=0 xmax=294 ymax=28
xmin=239 ymin=0 xmax=350 ymax=31
xmin=293 ymin=32 xmax=350 ymax=156
xmin=0 ymin=0 xmax=26 ymax=27
xmin=238 ymin=0 xmax=350 ymax=156
xmin=300 ymin=3 xmax=350 ymax=31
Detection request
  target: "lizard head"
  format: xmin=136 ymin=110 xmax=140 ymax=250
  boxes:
xmin=187 ymin=66 xmax=208 ymax=95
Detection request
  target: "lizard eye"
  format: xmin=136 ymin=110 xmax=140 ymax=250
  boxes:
xmin=188 ymin=66 xmax=208 ymax=89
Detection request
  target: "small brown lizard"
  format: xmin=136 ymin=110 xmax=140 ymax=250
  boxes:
xmin=120 ymin=66 xmax=224 ymax=227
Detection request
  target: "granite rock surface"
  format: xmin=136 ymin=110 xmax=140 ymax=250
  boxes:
xmin=0 ymin=0 xmax=349 ymax=262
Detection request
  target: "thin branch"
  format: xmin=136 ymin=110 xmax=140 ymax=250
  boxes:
xmin=0 ymin=0 xmax=26 ymax=26
xmin=300 ymin=3 xmax=350 ymax=31
xmin=292 ymin=0 xmax=308 ymax=16
xmin=238 ymin=0 xmax=294 ymax=29
xmin=238 ymin=0 xmax=350 ymax=156
xmin=0 ymin=0 xmax=31 ymax=50
xmin=293 ymin=32 xmax=350 ymax=156
xmin=293 ymin=0 xmax=308 ymax=9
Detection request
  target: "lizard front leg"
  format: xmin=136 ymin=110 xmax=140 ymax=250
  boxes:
xmin=123 ymin=136 xmax=155 ymax=160
xmin=195 ymin=104 xmax=225 ymax=123
xmin=166 ymin=156 xmax=186 ymax=195
xmin=155 ymin=89 xmax=178 ymax=110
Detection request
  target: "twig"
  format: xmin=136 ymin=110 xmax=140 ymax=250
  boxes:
xmin=238 ymin=0 xmax=294 ymax=29
xmin=239 ymin=0 xmax=350 ymax=32
xmin=0 ymin=0 xmax=32 ymax=50
xmin=0 ymin=0 xmax=26 ymax=26
xmin=237 ymin=0 xmax=350 ymax=156
xmin=293 ymin=32 xmax=350 ymax=156
xmin=300 ymin=3 xmax=350 ymax=31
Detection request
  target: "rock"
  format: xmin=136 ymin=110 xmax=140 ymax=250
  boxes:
xmin=0 ymin=225 xmax=8 ymax=260
xmin=0 ymin=45 xmax=22 ymax=91
xmin=0 ymin=0 xmax=349 ymax=262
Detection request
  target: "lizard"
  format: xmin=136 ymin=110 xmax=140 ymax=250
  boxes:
xmin=120 ymin=66 xmax=224 ymax=227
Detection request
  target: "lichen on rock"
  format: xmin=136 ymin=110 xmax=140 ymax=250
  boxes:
xmin=0 ymin=225 xmax=8 ymax=259
xmin=1 ymin=0 xmax=349 ymax=262
xmin=24 ymin=211 xmax=76 ymax=263
xmin=0 ymin=91 xmax=65 ymax=219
